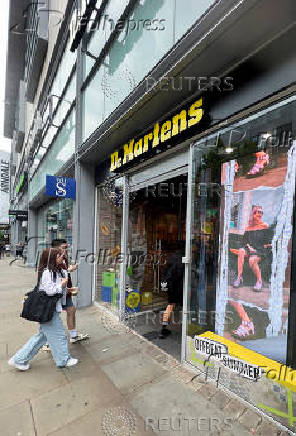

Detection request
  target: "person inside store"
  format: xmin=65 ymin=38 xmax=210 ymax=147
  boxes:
xmin=8 ymin=248 xmax=78 ymax=370
xmin=42 ymin=239 xmax=89 ymax=351
xmin=159 ymin=241 xmax=185 ymax=339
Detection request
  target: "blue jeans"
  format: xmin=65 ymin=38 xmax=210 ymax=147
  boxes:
xmin=12 ymin=312 xmax=71 ymax=367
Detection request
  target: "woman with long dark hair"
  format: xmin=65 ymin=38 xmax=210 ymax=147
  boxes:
xmin=8 ymin=248 xmax=78 ymax=370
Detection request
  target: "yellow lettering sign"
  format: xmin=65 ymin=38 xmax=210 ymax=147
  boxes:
xmin=161 ymin=120 xmax=172 ymax=143
xmin=123 ymin=140 xmax=134 ymax=164
xmin=110 ymin=98 xmax=204 ymax=171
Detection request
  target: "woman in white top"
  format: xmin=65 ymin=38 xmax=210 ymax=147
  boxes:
xmin=8 ymin=248 xmax=78 ymax=370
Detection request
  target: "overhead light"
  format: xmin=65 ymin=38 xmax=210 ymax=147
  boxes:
xmin=225 ymin=147 xmax=233 ymax=153
xmin=262 ymin=133 xmax=272 ymax=140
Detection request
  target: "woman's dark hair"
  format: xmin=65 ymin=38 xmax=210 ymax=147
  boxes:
xmin=51 ymin=238 xmax=67 ymax=247
xmin=38 ymin=248 xmax=62 ymax=282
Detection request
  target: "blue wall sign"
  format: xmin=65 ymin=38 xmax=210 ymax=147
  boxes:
xmin=46 ymin=175 xmax=76 ymax=199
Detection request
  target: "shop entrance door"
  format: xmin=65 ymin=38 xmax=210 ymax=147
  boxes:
xmin=127 ymin=173 xmax=187 ymax=360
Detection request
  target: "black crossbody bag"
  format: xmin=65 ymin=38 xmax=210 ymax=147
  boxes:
xmin=20 ymin=270 xmax=63 ymax=323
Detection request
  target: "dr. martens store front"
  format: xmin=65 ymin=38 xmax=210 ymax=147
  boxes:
xmin=94 ymin=91 xmax=296 ymax=429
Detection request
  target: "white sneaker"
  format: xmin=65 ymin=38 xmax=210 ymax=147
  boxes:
xmin=65 ymin=358 xmax=78 ymax=367
xmin=8 ymin=357 xmax=30 ymax=371
xmin=70 ymin=333 xmax=89 ymax=343
xmin=42 ymin=344 xmax=50 ymax=352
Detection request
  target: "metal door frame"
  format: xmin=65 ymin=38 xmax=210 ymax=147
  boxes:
xmin=181 ymin=144 xmax=194 ymax=363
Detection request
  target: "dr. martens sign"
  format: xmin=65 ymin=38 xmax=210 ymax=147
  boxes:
xmin=110 ymin=98 xmax=204 ymax=172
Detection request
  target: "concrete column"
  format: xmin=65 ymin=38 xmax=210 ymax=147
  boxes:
xmin=73 ymin=162 xmax=95 ymax=308
xmin=72 ymin=40 xmax=95 ymax=308
xmin=12 ymin=221 xmax=19 ymax=257
xmin=10 ymin=221 xmax=17 ymax=256
xmin=27 ymin=208 xmax=38 ymax=267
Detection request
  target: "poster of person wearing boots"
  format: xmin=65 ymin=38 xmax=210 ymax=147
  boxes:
xmin=215 ymin=142 xmax=296 ymax=363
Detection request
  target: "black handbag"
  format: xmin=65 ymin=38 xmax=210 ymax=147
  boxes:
xmin=20 ymin=273 xmax=63 ymax=323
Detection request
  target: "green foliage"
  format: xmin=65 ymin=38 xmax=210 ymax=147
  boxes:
xmin=187 ymin=323 xmax=208 ymax=337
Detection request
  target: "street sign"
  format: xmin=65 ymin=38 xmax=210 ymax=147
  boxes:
xmin=9 ymin=210 xmax=28 ymax=221
xmin=45 ymin=175 xmax=76 ymax=199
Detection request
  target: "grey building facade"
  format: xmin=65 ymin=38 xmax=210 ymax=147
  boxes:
xmin=4 ymin=0 xmax=296 ymax=431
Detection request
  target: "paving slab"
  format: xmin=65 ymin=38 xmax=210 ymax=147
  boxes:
xmin=48 ymin=405 xmax=157 ymax=436
xmin=86 ymin=333 xmax=141 ymax=365
xmin=101 ymin=351 xmax=167 ymax=394
xmin=0 ymin=358 xmax=68 ymax=410
xmin=130 ymin=375 xmax=259 ymax=436
xmin=0 ymin=399 xmax=36 ymax=436
xmin=31 ymin=371 xmax=123 ymax=436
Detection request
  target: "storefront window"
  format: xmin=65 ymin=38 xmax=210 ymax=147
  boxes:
xmin=175 ymin=0 xmax=215 ymax=42
xmin=37 ymin=198 xmax=74 ymax=252
xmin=85 ymin=0 xmax=129 ymax=77
xmin=29 ymin=109 xmax=76 ymax=201
xmin=82 ymin=0 xmax=175 ymax=141
xmin=52 ymin=73 xmax=76 ymax=127
xmin=51 ymin=37 xmax=76 ymax=112
xmin=187 ymin=96 xmax=296 ymax=366
xmin=103 ymin=0 xmax=174 ymax=120
xmin=82 ymin=0 xmax=217 ymax=142
xmin=96 ymin=185 xmax=122 ymax=310
xmin=82 ymin=66 xmax=105 ymax=142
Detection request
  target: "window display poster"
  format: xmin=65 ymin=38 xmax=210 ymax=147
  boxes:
xmin=216 ymin=144 xmax=296 ymax=363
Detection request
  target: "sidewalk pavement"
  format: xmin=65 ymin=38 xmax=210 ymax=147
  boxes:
xmin=0 ymin=257 xmax=291 ymax=436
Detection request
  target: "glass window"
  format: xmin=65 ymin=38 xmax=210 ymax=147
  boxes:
xmin=51 ymin=38 xmax=76 ymax=102
xmin=96 ymin=185 xmax=122 ymax=310
xmin=103 ymin=0 xmax=130 ymax=41
xmin=85 ymin=0 xmax=130 ymax=77
xmin=175 ymin=0 xmax=215 ymax=42
xmin=82 ymin=66 xmax=105 ymax=142
xmin=37 ymin=198 xmax=74 ymax=252
xmin=127 ymin=177 xmax=187 ymax=330
xmin=104 ymin=0 xmax=174 ymax=119
xmin=53 ymin=73 xmax=76 ymax=127
xmin=42 ymin=126 xmax=58 ymax=151
xmin=187 ymin=96 xmax=296 ymax=366
xmin=30 ymin=109 xmax=76 ymax=200
xmin=85 ymin=28 xmax=107 ymax=78
xmin=82 ymin=0 xmax=218 ymax=142
xmin=82 ymin=0 xmax=174 ymax=139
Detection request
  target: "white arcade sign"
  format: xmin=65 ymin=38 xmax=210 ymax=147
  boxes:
xmin=0 ymin=151 xmax=10 ymax=225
